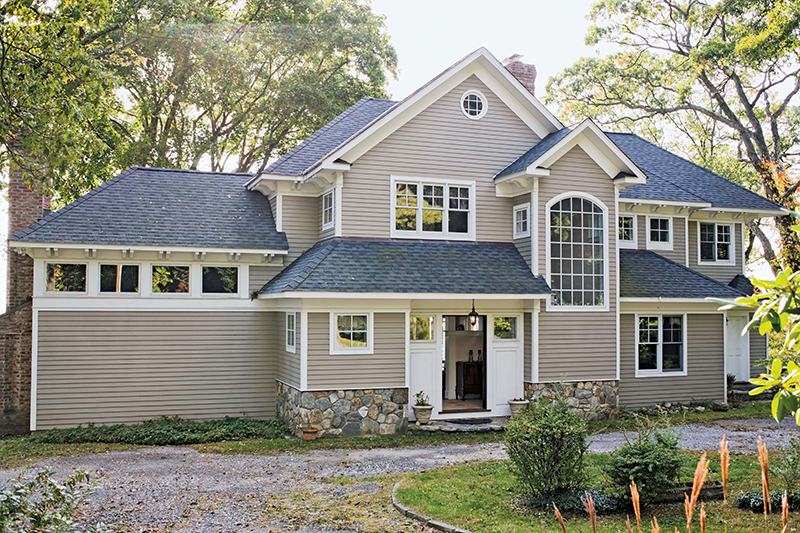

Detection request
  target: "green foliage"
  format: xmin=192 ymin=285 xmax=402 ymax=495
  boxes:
xmin=524 ymin=488 xmax=621 ymax=515
xmin=151 ymin=265 xmax=190 ymax=293
xmin=603 ymin=425 xmax=683 ymax=502
xmin=772 ymin=437 xmax=800 ymax=491
xmin=0 ymin=470 xmax=108 ymax=532
xmin=737 ymin=489 xmax=800 ymax=513
xmin=29 ymin=417 xmax=287 ymax=446
xmin=504 ymin=399 xmax=589 ymax=495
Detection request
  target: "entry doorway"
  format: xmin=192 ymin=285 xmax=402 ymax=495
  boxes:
xmin=441 ymin=315 xmax=487 ymax=413
xmin=726 ymin=314 xmax=751 ymax=382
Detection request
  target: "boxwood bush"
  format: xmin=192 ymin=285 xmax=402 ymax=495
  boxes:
xmin=737 ymin=490 xmax=800 ymax=513
xmin=29 ymin=417 xmax=287 ymax=446
xmin=505 ymin=398 xmax=589 ymax=495
xmin=525 ymin=488 xmax=622 ymax=515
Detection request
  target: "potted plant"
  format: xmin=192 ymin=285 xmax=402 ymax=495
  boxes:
xmin=412 ymin=391 xmax=434 ymax=424
xmin=508 ymin=397 xmax=529 ymax=417
xmin=298 ymin=412 xmax=320 ymax=441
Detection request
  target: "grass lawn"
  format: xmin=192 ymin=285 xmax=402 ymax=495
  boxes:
xmin=395 ymin=452 xmax=788 ymax=533
xmin=0 ymin=440 xmax=135 ymax=469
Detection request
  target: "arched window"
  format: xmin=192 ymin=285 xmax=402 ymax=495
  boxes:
xmin=549 ymin=196 xmax=606 ymax=307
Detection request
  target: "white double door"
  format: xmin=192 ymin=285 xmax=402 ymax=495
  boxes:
xmin=408 ymin=313 xmax=524 ymax=420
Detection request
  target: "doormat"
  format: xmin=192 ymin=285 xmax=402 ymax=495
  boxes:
xmin=448 ymin=418 xmax=492 ymax=425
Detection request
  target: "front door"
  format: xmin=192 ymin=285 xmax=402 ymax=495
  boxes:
xmin=726 ymin=315 xmax=750 ymax=382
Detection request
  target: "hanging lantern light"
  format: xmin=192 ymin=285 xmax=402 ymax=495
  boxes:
xmin=468 ymin=299 xmax=479 ymax=328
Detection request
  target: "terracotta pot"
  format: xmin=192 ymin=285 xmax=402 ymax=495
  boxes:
xmin=508 ymin=399 xmax=530 ymax=418
xmin=301 ymin=427 xmax=320 ymax=441
xmin=412 ymin=404 xmax=434 ymax=424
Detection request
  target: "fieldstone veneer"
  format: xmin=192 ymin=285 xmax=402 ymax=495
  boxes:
xmin=277 ymin=382 xmax=409 ymax=436
xmin=524 ymin=381 xmax=619 ymax=419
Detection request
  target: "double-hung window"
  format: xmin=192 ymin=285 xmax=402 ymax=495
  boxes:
xmin=322 ymin=189 xmax=335 ymax=231
xmin=393 ymin=178 xmax=475 ymax=239
xmin=286 ymin=312 xmax=297 ymax=353
xmin=647 ymin=217 xmax=672 ymax=250
xmin=699 ymin=223 xmax=733 ymax=263
xmin=636 ymin=315 xmax=686 ymax=376
xmin=513 ymin=203 xmax=530 ymax=239
xmin=548 ymin=196 xmax=606 ymax=308
xmin=618 ymin=216 xmax=636 ymax=249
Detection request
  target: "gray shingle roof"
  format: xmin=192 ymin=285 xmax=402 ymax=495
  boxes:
xmin=495 ymin=127 xmax=572 ymax=178
xmin=620 ymin=249 xmax=745 ymax=299
xmin=261 ymin=238 xmax=551 ymax=294
xmin=11 ymin=167 xmax=289 ymax=250
xmin=264 ymin=98 xmax=398 ymax=176
xmin=728 ymin=274 xmax=755 ymax=296
xmin=610 ymin=133 xmax=781 ymax=210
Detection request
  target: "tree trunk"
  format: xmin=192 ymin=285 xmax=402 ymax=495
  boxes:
xmin=746 ymin=220 xmax=780 ymax=277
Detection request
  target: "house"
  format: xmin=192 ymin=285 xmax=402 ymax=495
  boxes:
xmin=7 ymin=48 xmax=782 ymax=436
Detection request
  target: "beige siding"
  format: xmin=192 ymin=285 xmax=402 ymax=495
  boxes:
xmin=750 ymin=327 xmax=768 ymax=379
xmin=249 ymin=265 xmax=283 ymax=293
xmin=36 ymin=311 xmax=277 ymax=429
xmin=636 ymin=215 xmax=686 ymax=265
xmin=341 ymin=75 xmax=540 ymax=241
xmin=687 ymin=221 xmax=743 ymax=283
xmin=282 ymin=195 xmax=318 ymax=264
xmin=619 ymin=313 xmax=724 ymax=408
xmin=537 ymin=146 xmax=618 ymax=381
xmin=277 ymin=312 xmax=301 ymax=388
xmin=307 ymin=312 xmax=405 ymax=390
xmin=524 ymin=312 xmax=532 ymax=382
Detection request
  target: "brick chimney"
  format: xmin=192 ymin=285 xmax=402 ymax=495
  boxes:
xmin=503 ymin=54 xmax=537 ymax=96
xmin=0 ymin=156 xmax=51 ymax=433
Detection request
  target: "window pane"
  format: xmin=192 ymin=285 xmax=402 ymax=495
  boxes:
xmin=46 ymin=264 xmax=86 ymax=292
xmin=422 ymin=209 xmax=443 ymax=232
xmin=638 ymin=344 xmax=658 ymax=370
xmin=717 ymin=242 xmax=730 ymax=261
xmin=100 ymin=264 xmax=139 ymax=293
xmin=152 ymin=266 xmax=190 ymax=293
xmin=493 ymin=317 xmax=517 ymax=339
xmin=662 ymin=344 xmax=682 ymax=371
xmin=352 ymin=331 xmax=367 ymax=346
xmin=202 ymin=266 xmax=238 ymax=294
xmin=396 ymin=208 xmax=416 ymax=231
xmin=352 ymin=315 xmax=368 ymax=331
xmin=336 ymin=330 xmax=352 ymax=348
xmin=337 ymin=315 xmax=351 ymax=331
xmin=449 ymin=210 xmax=468 ymax=233
xmin=700 ymin=242 xmax=715 ymax=261
xmin=410 ymin=316 xmax=434 ymax=341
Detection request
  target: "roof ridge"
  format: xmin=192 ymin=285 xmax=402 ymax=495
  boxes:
xmin=622 ymin=248 xmax=747 ymax=296
xmin=262 ymin=238 xmax=340 ymax=292
xmin=132 ymin=166 xmax=255 ymax=177
xmin=11 ymin=167 xmax=140 ymax=241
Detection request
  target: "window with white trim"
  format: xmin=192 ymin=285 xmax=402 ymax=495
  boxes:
xmin=393 ymin=179 xmax=474 ymax=239
xmin=286 ymin=312 xmax=296 ymax=353
xmin=410 ymin=316 xmax=434 ymax=341
xmin=331 ymin=313 xmax=372 ymax=354
xmin=513 ymin=203 xmax=530 ymax=239
xmin=493 ymin=316 xmax=518 ymax=340
xmin=322 ymin=189 xmax=335 ymax=231
xmin=460 ymin=90 xmax=487 ymax=120
xmin=549 ymin=197 xmax=605 ymax=307
xmin=637 ymin=315 xmax=685 ymax=375
xmin=46 ymin=263 xmax=87 ymax=292
xmin=100 ymin=264 xmax=139 ymax=293
xmin=699 ymin=222 xmax=733 ymax=263
xmin=618 ymin=216 xmax=636 ymax=248
xmin=202 ymin=266 xmax=238 ymax=294
xmin=647 ymin=217 xmax=672 ymax=250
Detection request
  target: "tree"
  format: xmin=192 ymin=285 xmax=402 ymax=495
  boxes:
xmin=1 ymin=0 xmax=396 ymax=204
xmin=547 ymin=0 xmax=800 ymax=273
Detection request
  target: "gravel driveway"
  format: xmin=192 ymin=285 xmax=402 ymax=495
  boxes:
xmin=0 ymin=417 xmax=796 ymax=532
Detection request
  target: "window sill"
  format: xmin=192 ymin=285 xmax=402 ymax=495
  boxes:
xmin=322 ymin=223 xmax=335 ymax=232
xmin=635 ymin=370 xmax=688 ymax=378
xmin=513 ymin=232 xmax=531 ymax=240
xmin=697 ymin=260 xmax=736 ymax=266
xmin=545 ymin=304 xmax=610 ymax=313
xmin=286 ymin=345 xmax=296 ymax=354
xmin=329 ymin=348 xmax=374 ymax=356
xmin=618 ymin=241 xmax=637 ymax=249
xmin=391 ymin=231 xmax=475 ymax=241
xmin=646 ymin=242 xmax=673 ymax=251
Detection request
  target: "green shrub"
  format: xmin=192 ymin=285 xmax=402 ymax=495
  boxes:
xmin=737 ymin=490 xmax=800 ymax=513
xmin=0 ymin=470 xmax=108 ymax=532
xmin=29 ymin=417 xmax=287 ymax=446
xmin=524 ymin=488 xmax=621 ymax=515
xmin=504 ymin=399 xmax=588 ymax=495
xmin=772 ymin=437 xmax=800 ymax=491
xmin=603 ymin=426 xmax=683 ymax=502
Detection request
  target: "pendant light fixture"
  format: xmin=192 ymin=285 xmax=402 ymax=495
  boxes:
xmin=468 ymin=299 xmax=479 ymax=328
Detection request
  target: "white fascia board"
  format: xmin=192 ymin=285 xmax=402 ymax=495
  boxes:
xmin=245 ymin=173 xmax=300 ymax=191
xmin=699 ymin=207 xmax=790 ymax=217
xmin=619 ymin=297 xmax=729 ymax=303
xmin=9 ymin=241 xmax=289 ymax=256
xmin=620 ymin=198 xmax=712 ymax=208
xmin=526 ymin=120 xmax=648 ymax=183
xmin=259 ymin=292 xmax=552 ymax=300
xmin=308 ymin=48 xmax=561 ymax=175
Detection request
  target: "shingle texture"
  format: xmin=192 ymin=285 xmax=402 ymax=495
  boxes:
xmin=11 ymin=167 xmax=289 ymax=250
xmin=495 ymin=127 xmax=572 ymax=178
xmin=620 ymin=249 xmax=745 ymax=299
xmin=261 ymin=238 xmax=551 ymax=294
xmin=610 ymin=133 xmax=781 ymax=210
xmin=264 ymin=98 xmax=397 ymax=176
xmin=728 ymin=274 xmax=755 ymax=296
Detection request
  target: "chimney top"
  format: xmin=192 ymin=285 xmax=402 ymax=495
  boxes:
xmin=502 ymin=55 xmax=537 ymax=96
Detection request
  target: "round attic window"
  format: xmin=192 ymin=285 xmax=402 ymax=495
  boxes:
xmin=460 ymin=90 xmax=487 ymax=120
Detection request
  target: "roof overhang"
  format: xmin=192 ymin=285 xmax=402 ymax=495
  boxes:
xmin=259 ymin=291 xmax=551 ymax=300
xmin=9 ymin=241 xmax=289 ymax=260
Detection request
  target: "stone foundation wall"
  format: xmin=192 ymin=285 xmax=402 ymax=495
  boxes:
xmin=525 ymin=381 xmax=619 ymax=419
xmin=276 ymin=382 xmax=409 ymax=437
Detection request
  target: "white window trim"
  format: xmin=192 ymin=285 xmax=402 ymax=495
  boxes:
xmin=390 ymin=176 xmax=477 ymax=241
xmin=44 ymin=262 xmax=88 ymax=295
xmin=646 ymin=216 xmax=673 ymax=251
xmin=618 ymin=215 xmax=637 ymax=250
xmin=150 ymin=264 xmax=193 ymax=297
xmin=330 ymin=311 xmax=374 ymax=355
xmin=199 ymin=265 xmax=241 ymax=298
xmin=545 ymin=191 xmax=610 ymax=313
xmin=634 ymin=313 xmax=688 ymax=378
xmin=492 ymin=314 xmax=523 ymax=342
xmin=98 ymin=262 xmax=142 ymax=296
xmin=513 ymin=203 xmax=531 ymax=239
xmin=697 ymin=222 xmax=735 ymax=266
xmin=322 ymin=188 xmax=335 ymax=231
xmin=286 ymin=312 xmax=297 ymax=353
xmin=460 ymin=89 xmax=488 ymax=120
